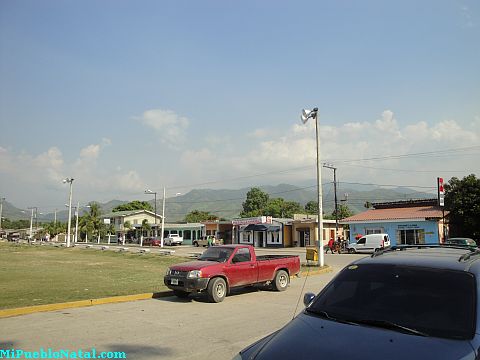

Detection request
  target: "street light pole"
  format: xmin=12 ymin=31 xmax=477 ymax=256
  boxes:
xmin=0 ymin=197 xmax=5 ymax=235
xmin=28 ymin=207 xmax=35 ymax=242
xmin=63 ymin=178 xmax=74 ymax=248
xmin=323 ymin=163 xmax=338 ymax=240
xmin=75 ymin=202 xmax=80 ymax=243
xmin=302 ymin=108 xmax=324 ymax=267
xmin=161 ymin=187 xmax=166 ymax=248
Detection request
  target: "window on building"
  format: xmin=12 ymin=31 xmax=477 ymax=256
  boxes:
xmin=366 ymin=228 xmax=383 ymax=234
xmin=133 ymin=220 xmax=138 ymax=225
xmin=241 ymin=231 xmax=252 ymax=243
xmin=397 ymin=229 xmax=425 ymax=245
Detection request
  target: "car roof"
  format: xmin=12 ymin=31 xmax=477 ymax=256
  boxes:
xmin=353 ymin=246 xmax=480 ymax=272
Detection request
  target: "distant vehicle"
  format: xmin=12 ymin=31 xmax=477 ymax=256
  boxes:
xmin=164 ymin=233 xmax=183 ymax=246
xmin=193 ymin=235 xmax=223 ymax=247
xmin=445 ymin=237 xmax=477 ymax=248
xmin=143 ymin=237 xmax=162 ymax=246
xmin=348 ymin=233 xmax=391 ymax=253
xmin=164 ymin=245 xmax=300 ymax=302
xmin=234 ymin=245 xmax=478 ymax=359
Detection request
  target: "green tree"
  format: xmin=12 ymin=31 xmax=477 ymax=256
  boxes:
xmin=1 ymin=218 xmax=30 ymax=229
xmin=264 ymin=198 xmax=303 ymax=218
xmin=445 ymin=174 xmax=480 ymax=239
xmin=140 ymin=219 xmax=151 ymax=246
xmin=42 ymin=221 xmax=65 ymax=239
xmin=331 ymin=204 xmax=354 ymax=220
xmin=112 ymin=201 xmax=153 ymax=212
xmin=304 ymin=201 xmax=317 ymax=214
xmin=78 ymin=202 xmax=103 ymax=243
xmin=240 ymin=187 xmax=269 ymax=218
xmin=184 ymin=210 xmax=218 ymax=223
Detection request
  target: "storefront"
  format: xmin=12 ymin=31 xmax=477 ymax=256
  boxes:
xmin=341 ymin=199 xmax=448 ymax=246
xmin=232 ymin=216 xmax=291 ymax=248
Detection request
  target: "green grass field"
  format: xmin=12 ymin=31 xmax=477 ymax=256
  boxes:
xmin=0 ymin=242 xmax=187 ymax=309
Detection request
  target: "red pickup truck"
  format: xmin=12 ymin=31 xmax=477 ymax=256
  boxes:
xmin=164 ymin=245 xmax=301 ymax=302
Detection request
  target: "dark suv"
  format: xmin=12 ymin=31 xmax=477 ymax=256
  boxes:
xmin=234 ymin=245 xmax=479 ymax=360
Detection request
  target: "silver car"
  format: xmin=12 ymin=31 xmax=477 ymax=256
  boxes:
xmin=234 ymin=245 xmax=479 ymax=360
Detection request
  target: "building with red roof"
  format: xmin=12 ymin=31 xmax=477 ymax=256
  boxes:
xmin=340 ymin=199 xmax=448 ymax=246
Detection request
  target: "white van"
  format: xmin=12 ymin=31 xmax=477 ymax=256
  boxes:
xmin=348 ymin=233 xmax=391 ymax=254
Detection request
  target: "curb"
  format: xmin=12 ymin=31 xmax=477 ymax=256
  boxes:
xmin=0 ymin=292 xmax=173 ymax=319
xmin=0 ymin=267 xmax=332 ymax=319
xmin=299 ymin=265 xmax=332 ymax=277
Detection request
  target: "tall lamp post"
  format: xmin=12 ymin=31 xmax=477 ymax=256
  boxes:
xmin=145 ymin=189 xmax=158 ymax=238
xmin=63 ymin=178 xmax=74 ymax=247
xmin=161 ymin=187 xmax=166 ymax=248
xmin=0 ymin=197 xmax=5 ymax=236
xmin=301 ymin=107 xmax=324 ymax=267
xmin=27 ymin=207 xmax=37 ymax=242
xmin=323 ymin=163 xmax=338 ymax=240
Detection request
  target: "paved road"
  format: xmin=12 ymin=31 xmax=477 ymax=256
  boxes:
xmin=0 ymin=253 xmax=364 ymax=360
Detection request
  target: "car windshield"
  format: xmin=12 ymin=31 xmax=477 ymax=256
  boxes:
xmin=198 ymin=247 xmax=234 ymax=262
xmin=306 ymin=264 xmax=476 ymax=340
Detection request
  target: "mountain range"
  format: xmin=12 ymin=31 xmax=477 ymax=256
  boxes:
xmin=1 ymin=183 xmax=435 ymax=223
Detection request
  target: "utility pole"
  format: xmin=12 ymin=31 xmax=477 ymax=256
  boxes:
xmin=301 ymin=107 xmax=324 ymax=267
xmin=0 ymin=197 xmax=5 ymax=235
xmin=323 ymin=163 xmax=338 ymax=240
xmin=63 ymin=178 xmax=74 ymax=247
xmin=28 ymin=207 xmax=37 ymax=242
xmin=161 ymin=187 xmax=166 ymax=248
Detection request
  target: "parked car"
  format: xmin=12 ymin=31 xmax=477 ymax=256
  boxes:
xmin=163 ymin=233 xmax=183 ymax=246
xmin=445 ymin=237 xmax=477 ymax=248
xmin=233 ymin=245 xmax=478 ymax=360
xmin=164 ymin=245 xmax=300 ymax=302
xmin=143 ymin=237 xmax=162 ymax=246
xmin=348 ymin=233 xmax=391 ymax=253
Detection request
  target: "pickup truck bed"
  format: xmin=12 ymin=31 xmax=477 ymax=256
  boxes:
xmin=164 ymin=245 xmax=300 ymax=302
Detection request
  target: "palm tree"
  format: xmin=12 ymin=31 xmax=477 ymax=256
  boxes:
xmin=123 ymin=221 xmax=132 ymax=245
xmin=140 ymin=219 xmax=151 ymax=247
xmin=86 ymin=202 xmax=102 ymax=243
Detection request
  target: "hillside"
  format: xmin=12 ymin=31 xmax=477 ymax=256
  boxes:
xmin=3 ymin=183 xmax=435 ymax=223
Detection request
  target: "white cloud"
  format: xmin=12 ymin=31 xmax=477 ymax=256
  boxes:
xmin=176 ymin=110 xmax=480 ymax=189
xmin=248 ymin=128 xmax=269 ymax=138
xmin=135 ymin=108 xmax=189 ymax=149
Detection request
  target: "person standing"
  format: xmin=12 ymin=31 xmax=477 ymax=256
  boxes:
xmin=326 ymin=238 xmax=335 ymax=253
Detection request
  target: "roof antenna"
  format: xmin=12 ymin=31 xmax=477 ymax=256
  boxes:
xmin=292 ymin=261 xmax=311 ymax=320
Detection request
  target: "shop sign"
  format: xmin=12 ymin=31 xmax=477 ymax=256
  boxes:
xmin=232 ymin=216 xmax=273 ymax=225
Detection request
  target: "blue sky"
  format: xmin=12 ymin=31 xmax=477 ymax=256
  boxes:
xmin=1 ymin=0 xmax=479 ymax=212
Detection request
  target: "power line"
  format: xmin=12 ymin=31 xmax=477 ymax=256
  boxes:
xmin=162 ymin=146 xmax=479 ymax=191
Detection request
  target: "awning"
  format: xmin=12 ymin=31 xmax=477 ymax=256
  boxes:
xmin=243 ymin=224 xmax=280 ymax=232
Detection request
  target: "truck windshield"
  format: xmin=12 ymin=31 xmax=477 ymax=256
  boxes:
xmin=198 ymin=247 xmax=234 ymax=263
xmin=306 ymin=264 xmax=476 ymax=340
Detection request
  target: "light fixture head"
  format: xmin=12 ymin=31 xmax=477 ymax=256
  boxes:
xmin=301 ymin=108 xmax=319 ymax=124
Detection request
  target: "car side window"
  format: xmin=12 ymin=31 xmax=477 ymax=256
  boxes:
xmin=357 ymin=237 xmax=366 ymax=245
xmin=232 ymin=248 xmax=251 ymax=263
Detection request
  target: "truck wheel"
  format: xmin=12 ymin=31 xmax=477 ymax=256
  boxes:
xmin=173 ymin=290 xmax=189 ymax=298
xmin=274 ymin=270 xmax=289 ymax=291
xmin=348 ymin=248 xmax=356 ymax=254
xmin=207 ymin=277 xmax=227 ymax=303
